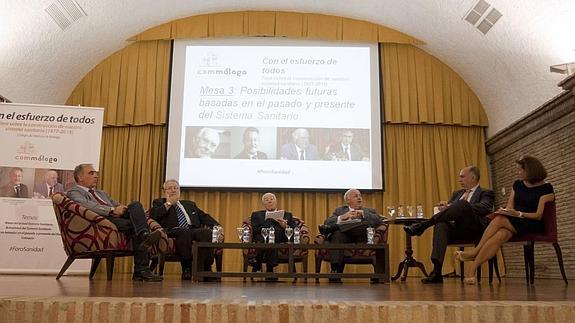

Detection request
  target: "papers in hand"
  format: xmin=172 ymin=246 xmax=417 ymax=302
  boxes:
xmin=337 ymin=217 xmax=362 ymax=225
xmin=265 ymin=210 xmax=285 ymax=220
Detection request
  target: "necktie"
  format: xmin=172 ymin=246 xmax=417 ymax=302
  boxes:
xmin=89 ymin=189 xmax=108 ymax=205
xmin=14 ymin=185 xmax=20 ymax=198
xmin=175 ymin=204 xmax=189 ymax=227
xmin=299 ymin=150 xmax=305 ymax=160
xmin=343 ymin=146 xmax=350 ymax=160
xmin=461 ymin=189 xmax=471 ymax=202
xmin=48 ymin=186 xmax=53 ymax=198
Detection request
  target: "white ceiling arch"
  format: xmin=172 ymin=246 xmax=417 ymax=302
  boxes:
xmin=0 ymin=0 xmax=573 ymax=136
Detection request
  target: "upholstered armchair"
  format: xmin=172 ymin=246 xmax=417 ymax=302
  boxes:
xmin=241 ymin=216 xmax=310 ymax=280
xmin=148 ymin=223 xmax=224 ymax=276
xmin=51 ymin=192 xmax=164 ymax=280
xmin=314 ymin=223 xmax=388 ymax=282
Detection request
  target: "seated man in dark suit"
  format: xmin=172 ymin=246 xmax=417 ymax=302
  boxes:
xmin=234 ymin=127 xmax=268 ymax=159
xmin=150 ymin=179 xmax=220 ymax=280
xmin=403 ymin=165 xmax=495 ymax=284
xmin=67 ymin=164 xmax=162 ymax=282
xmin=250 ymin=193 xmax=296 ymax=280
xmin=319 ymin=189 xmax=386 ymax=282
xmin=0 ymin=167 xmax=29 ymax=198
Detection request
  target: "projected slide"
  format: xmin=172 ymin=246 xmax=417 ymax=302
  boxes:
xmin=167 ymin=39 xmax=382 ymax=190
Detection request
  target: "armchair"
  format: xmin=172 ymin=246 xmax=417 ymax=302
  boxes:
xmin=51 ymin=193 xmax=163 ymax=280
xmin=314 ymin=223 xmax=388 ymax=282
xmin=241 ymin=216 xmax=310 ymax=281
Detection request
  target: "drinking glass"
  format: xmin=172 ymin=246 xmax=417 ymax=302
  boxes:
xmin=261 ymin=228 xmax=269 ymax=243
xmin=236 ymin=227 xmax=244 ymax=242
xmin=398 ymin=205 xmax=405 ymax=218
xmin=285 ymin=227 xmax=294 ymax=242
xmin=386 ymin=206 xmax=396 ymax=218
xmin=407 ymin=205 xmax=414 ymax=217
xmin=416 ymin=204 xmax=424 ymax=218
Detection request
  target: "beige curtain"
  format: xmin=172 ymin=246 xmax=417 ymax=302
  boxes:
xmin=65 ymin=12 xmax=496 ymax=277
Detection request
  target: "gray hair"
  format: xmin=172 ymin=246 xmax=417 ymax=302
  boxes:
xmin=468 ymin=166 xmax=480 ymax=181
xmin=261 ymin=192 xmax=276 ymax=202
xmin=73 ymin=164 xmax=92 ymax=182
xmin=163 ymin=179 xmax=180 ymax=189
xmin=343 ymin=189 xmax=359 ymax=202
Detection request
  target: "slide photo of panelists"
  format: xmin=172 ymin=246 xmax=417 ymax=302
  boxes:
xmin=0 ymin=167 xmax=75 ymax=199
xmin=184 ymin=126 xmax=370 ymax=161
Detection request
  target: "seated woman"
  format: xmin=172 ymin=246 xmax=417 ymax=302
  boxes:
xmin=250 ymin=193 xmax=296 ymax=280
xmin=455 ymin=156 xmax=554 ymax=284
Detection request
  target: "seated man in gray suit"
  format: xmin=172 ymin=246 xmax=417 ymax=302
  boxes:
xmin=66 ymin=163 xmax=162 ymax=282
xmin=403 ymin=165 xmax=494 ymax=284
xmin=319 ymin=189 xmax=387 ymax=282
xmin=280 ymin=128 xmax=319 ymax=160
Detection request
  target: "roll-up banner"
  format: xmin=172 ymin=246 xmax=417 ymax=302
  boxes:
xmin=0 ymin=103 xmax=104 ymax=274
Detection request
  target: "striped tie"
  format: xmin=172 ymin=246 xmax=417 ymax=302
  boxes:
xmin=175 ymin=204 xmax=189 ymax=228
xmin=89 ymin=189 xmax=108 ymax=205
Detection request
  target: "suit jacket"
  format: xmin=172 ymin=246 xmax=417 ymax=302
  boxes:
xmin=33 ymin=182 xmax=64 ymax=199
xmin=250 ymin=210 xmax=296 ymax=238
xmin=150 ymin=198 xmax=220 ymax=230
xmin=448 ymin=186 xmax=495 ymax=226
xmin=66 ymin=184 xmax=118 ymax=217
xmin=234 ymin=150 xmax=268 ymax=159
xmin=0 ymin=183 xmax=29 ymax=198
xmin=324 ymin=205 xmax=383 ymax=229
xmin=280 ymin=142 xmax=320 ymax=160
xmin=325 ymin=143 xmax=366 ymax=161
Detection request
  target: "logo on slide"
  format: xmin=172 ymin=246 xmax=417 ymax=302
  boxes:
xmin=201 ymin=52 xmax=219 ymax=67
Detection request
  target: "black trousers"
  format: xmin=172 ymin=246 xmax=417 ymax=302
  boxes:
xmin=328 ymin=222 xmax=382 ymax=273
xmin=167 ymin=226 xmax=213 ymax=271
xmin=430 ymin=200 xmax=488 ymax=271
xmin=106 ymin=201 xmax=150 ymax=273
xmin=253 ymin=225 xmax=288 ymax=271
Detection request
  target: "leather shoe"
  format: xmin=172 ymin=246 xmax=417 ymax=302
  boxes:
xmin=421 ymin=271 xmax=443 ymax=284
xmin=328 ymin=270 xmax=342 ymax=283
xmin=403 ymin=223 xmax=426 ymax=236
xmin=138 ymin=230 xmax=161 ymax=249
xmin=318 ymin=224 xmax=337 ymax=236
xmin=132 ymin=270 xmax=163 ymax=282
xmin=181 ymin=268 xmax=192 ymax=280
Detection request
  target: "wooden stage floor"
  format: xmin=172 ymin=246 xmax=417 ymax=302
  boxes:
xmin=1 ymin=274 xmax=574 ymax=322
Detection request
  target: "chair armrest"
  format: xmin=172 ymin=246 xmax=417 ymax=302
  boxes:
xmin=373 ymin=223 xmax=389 ymax=244
xmin=314 ymin=234 xmax=326 ymax=244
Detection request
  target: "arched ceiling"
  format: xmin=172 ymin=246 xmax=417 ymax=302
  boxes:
xmin=1 ymin=1 xmax=573 ymax=137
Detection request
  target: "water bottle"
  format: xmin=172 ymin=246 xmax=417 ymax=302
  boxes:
xmin=366 ymin=227 xmax=375 ymax=244
xmin=268 ymin=227 xmax=275 ymax=244
xmin=293 ymin=227 xmax=300 ymax=244
xmin=212 ymin=226 xmax=219 ymax=243
xmin=243 ymin=227 xmax=251 ymax=243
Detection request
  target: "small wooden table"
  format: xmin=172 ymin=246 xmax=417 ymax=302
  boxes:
xmin=384 ymin=217 xmax=429 ymax=281
xmin=191 ymin=242 xmax=390 ymax=282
